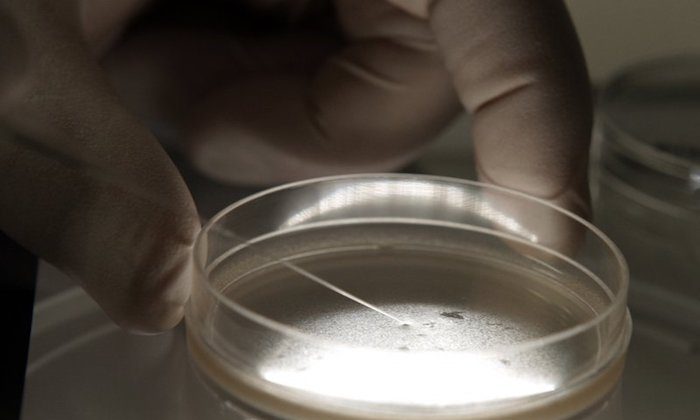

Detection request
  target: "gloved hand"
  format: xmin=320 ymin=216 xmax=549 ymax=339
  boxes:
xmin=0 ymin=0 xmax=592 ymax=332
xmin=0 ymin=0 xmax=199 ymax=333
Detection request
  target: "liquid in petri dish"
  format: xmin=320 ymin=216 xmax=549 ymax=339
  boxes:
xmin=202 ymin=223 xmax=611 ymax=410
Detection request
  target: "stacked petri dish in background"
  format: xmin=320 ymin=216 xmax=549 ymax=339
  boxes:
xmin=594 ymin=56 xmax=700 ymax=335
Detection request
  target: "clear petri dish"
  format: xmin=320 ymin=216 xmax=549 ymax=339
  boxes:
xmin=594 ymin=56 xmax=700 ymax=333
xmin=186 ymin=174 xmax=631 ymax=419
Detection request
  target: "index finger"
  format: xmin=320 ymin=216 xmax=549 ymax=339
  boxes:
xmin=426 ymin=0 xmax=591 ymax=212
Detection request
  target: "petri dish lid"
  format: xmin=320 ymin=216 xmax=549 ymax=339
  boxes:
xmin=22 ymin=286 xmax=255 ymax=420
xmin=599 ymin=55 xmax=700 ymax=197
xmin=187 ymin=174 xmax=631 ymax=419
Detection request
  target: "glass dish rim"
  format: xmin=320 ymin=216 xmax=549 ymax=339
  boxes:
xmin=598 ymin=54 xmax=700 ymax=180
xmin=190 ymin=173 xmax=629 ymax=356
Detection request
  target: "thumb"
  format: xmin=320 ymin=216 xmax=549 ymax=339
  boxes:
xmin=0 ymin=2 xmax=199 ymax=332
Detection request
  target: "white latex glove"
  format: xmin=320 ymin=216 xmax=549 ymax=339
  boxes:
xmin=0 ymin=0 xmax=591 ymax=332
xmin=108 ymin=0 xmax=592 ymax=250
xmin=1 ymin=0 xmax=199 ymax=333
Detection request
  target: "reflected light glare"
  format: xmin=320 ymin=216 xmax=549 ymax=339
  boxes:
xmin=280 ymin=181 xmax=538 ymax=243
xmin=690 ymin=168 xmax=700 ymax=191
xmin=476 ymin=200 xmax=539 ymax=243
xmin=262 ymin=348 xmax=554 ymax=407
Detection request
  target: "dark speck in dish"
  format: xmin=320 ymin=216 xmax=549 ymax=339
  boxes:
xmin=440 ymin=311 xmax=465 ymax=320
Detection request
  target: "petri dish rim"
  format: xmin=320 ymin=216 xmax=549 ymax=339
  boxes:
xmin=598 ymin=55 xmax=700 ymax=180
xmin=208 ymin=218 xmax=616 ymax=303
xmin=191 ymin=173 xmax=629 ymax=356
xmin=202 ymin=217 xmax=617 ymax=357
